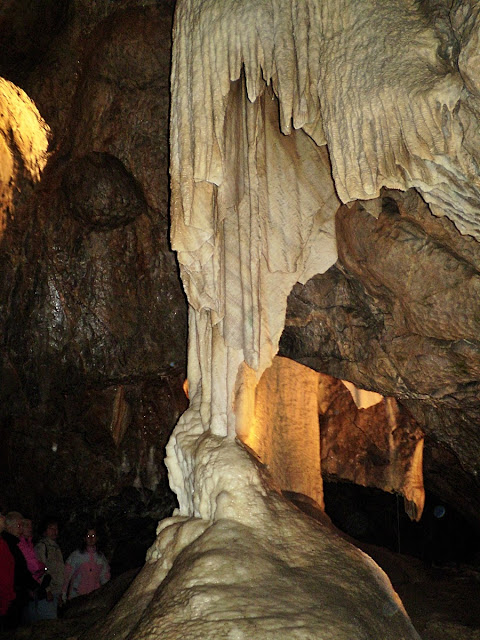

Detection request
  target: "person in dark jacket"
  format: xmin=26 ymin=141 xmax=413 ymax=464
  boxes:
xmin=1 ymin=512 xmax=39 ymax=630
xmin=0 ymin=512 xmax=15 ymax=631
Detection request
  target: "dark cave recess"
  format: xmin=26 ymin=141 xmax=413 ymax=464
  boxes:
xmin=322 ymin=480 xmax=480 ymax=566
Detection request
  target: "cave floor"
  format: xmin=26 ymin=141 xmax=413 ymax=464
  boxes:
xmin=397 ymin=565 xmax=480 ymax=640
xmin=359 ymin=542 xmax=480 ymax=640
xmin=0 ymin=559 xmax=479 ymax=640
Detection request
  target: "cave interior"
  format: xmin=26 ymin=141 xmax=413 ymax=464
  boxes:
xmin=1 ymin=0 xmax=480 ymax=638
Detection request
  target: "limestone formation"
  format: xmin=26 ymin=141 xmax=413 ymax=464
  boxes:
xmin=161 ymin=0 xmax=480 ymax=636
xmin=167 ymin=0 xmax=480 ymax=512
xmin=160 ymin=0 xmax=480 ymax=636
xmin=85 ymin=439 xmax=421 ymax=640
xmin=280 ymin=187 xmax=480 ymax=527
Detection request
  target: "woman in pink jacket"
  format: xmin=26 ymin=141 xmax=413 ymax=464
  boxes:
xmin=62 ymin=526 xmax=110 ymax=601
xmin=18 ymin=519 xmax=46 ymax=584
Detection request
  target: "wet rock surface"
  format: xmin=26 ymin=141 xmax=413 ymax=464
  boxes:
xmin=0 ymin=0 xmax=70 ymax=86
xmin=0 ymin=0 xmax=185 ymax=561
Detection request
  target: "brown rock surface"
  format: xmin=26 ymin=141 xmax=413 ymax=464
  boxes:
xmin=0 ymin=1 xmax=480 ymax=637
xmin=280 ymin=188 xmax=480 ymax=529
xmin=318 ymin=374 xmax=424 ymax=520
xmin=0 ymin=1 xmax=186 ymax=565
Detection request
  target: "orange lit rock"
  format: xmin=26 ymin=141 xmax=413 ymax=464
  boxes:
xmin=240 ymin=358 xmax=424 ymax=520
xmin=319 ymin=374 xmax=425 ymax=520
xmin=242 ymin=356 xmax=324 ymax=510
xmin=0 ymin=77 xmax=49 ymax=238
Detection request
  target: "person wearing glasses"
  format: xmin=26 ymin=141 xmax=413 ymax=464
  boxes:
xmin=61 ymin=525 xmax=110 ymax=602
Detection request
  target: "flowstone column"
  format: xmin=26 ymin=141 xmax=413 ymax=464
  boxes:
xmin=167 ymin=70 xmax=338 ymax=515
xmin=167 ymin=0 xmax=480 ymax=516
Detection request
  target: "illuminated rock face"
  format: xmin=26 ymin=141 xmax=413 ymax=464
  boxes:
xmin=241 ymin=356 xmax=324 ymax=510
xmin=319 ymin=375 xmax=424 ymax=521
xmin=0 ymin=5 xmax=188 ymax=565
xmin=0 ymin=78 xmax=50 ymax=237
xmin=280 ymin=186 xmax=480 ymax=527
xmin=168 ymin=0 xmax=480 ymax=501
xmin=239 ymin=359 xmax=424 ymax=521
xmin=2 ymin=0 xmax=480 ymax=637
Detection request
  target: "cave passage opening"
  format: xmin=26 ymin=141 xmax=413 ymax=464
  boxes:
xmin=323 ymin=481 xmax=480 ymax=567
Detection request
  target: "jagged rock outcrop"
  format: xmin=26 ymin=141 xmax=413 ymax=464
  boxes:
xmin=280 ymin=187 xmax=480 ymax=528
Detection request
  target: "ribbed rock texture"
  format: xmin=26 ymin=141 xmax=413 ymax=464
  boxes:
xmin=164 ymin=0 xmax=480 ymax=636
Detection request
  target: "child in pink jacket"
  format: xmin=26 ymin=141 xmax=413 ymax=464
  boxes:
xmin=62 ymin=527 xmax=110 ymax=600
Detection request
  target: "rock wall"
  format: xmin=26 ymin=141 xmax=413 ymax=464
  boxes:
xmin=1 ymin=1 xmax=480 ymax=636
xmin=280 ymin=188 xmax=480 ymax=528
xmin=0 ymin=0 xmax=187 ymax=566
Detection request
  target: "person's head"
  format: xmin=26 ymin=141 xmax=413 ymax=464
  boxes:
xmin=85 ymin=528 xmax=97 ymax=549
xmin=39 ymin=516 xmax=59 ymax=541
xmin=80 ymin=525 xmax=99 ymax=552
xmin=22 ymin=518 xmax=33 ymax=539
xmin=5 ymin=511 xmax=24 ymax=538
xmin=0 ymin=512 xmax=5 ymax=533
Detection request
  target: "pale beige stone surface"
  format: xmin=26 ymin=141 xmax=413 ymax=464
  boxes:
xmin=89 ymin=437 xmax=421 ymax=639
xmin=168 ymin=0 xmax=480 ymax=506
xmin=157 ymin=1 xmax=480 ymax=637
xmin=341 ymin=380 xmax=383 ymax=411
xmin=82 ymin=516 xmax=211 ymax=640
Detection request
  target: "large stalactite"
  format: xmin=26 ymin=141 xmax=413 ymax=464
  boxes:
xmin=167 ymin=0 xmax=480 ymax=515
